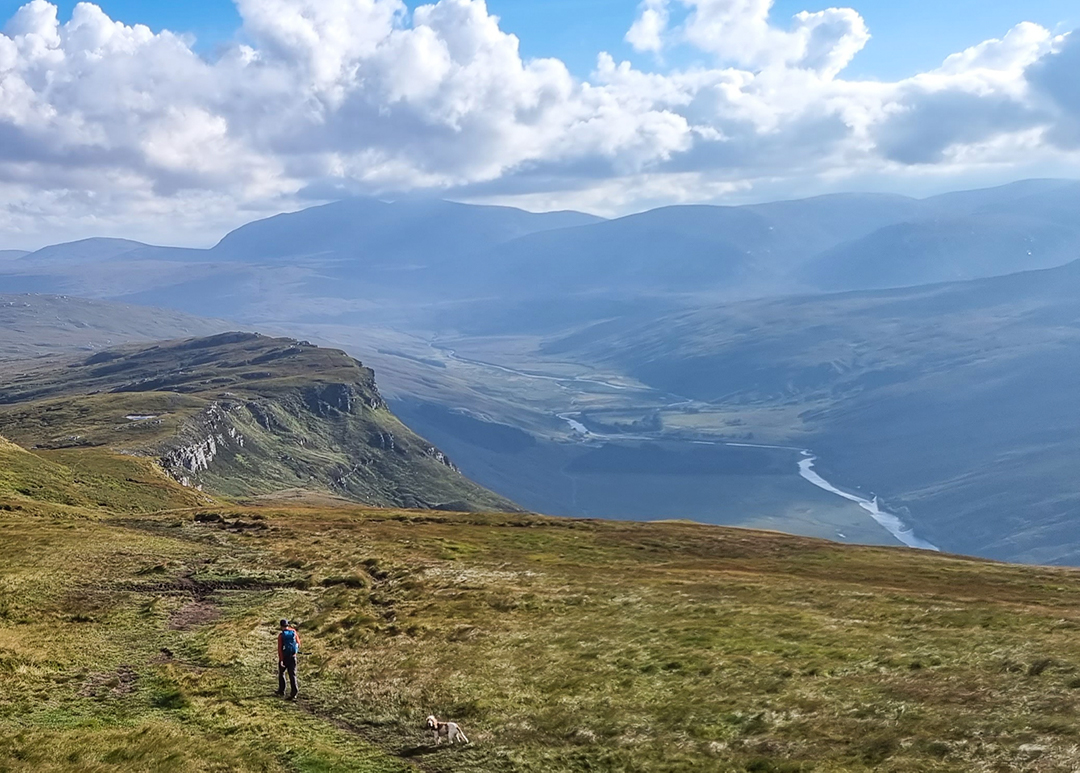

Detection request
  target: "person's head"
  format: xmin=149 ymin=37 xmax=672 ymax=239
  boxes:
xmin=279 ymin=618 xmax=289 ymax=630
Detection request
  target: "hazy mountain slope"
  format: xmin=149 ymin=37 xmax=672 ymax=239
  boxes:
xmin=0 ymin=237 xmax=227 ymax=299
xmin=464 ymin=194 xmax=927 ymax=300
xmin=212 ymin=197 xmax=602 ymax=264
xmin=743 ymin=191 xmax=924 ymax=244
xmin=4 ymin=182 xmax=1079 ymax=329
xmin=919 ymin=177 xmax=1080 ymax=217
xmin=464 ymin=206 xmax=775 ymax=297
xmin=542 ymin=260 xmax=1080 ymax=563
xmin=22 ymin=237 xmax=161 ymax=263
xmin=0 ymin=294 xmax=231 ymax=360
xmin=0 ymin=332 xmax=517 ymax=512
xmin=802 ymin=181 xmax=1080 ymax=291
xmin=801 ymin=214 xmax=1080 ymax=290
xmin=0 ymin=250 xmax=28 ymax=260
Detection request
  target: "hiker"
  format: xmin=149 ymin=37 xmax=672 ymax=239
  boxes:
xmin=277 ymin=618 xmax=300 ymax=700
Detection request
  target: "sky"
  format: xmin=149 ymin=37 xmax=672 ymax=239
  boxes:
xmin=0 ymin=0 xmax=1078 ymax=247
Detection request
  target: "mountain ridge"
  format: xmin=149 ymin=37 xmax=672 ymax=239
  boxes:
xmin=0 ymin=332 xmax=517 ymax=512
xmin=4 ymin=180 xmax=1079 ymax=324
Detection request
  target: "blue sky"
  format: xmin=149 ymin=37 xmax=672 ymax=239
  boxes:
xmin=3 ymin=0 xmax=1076 ymax=79
xmin=0 ymin=0 xmax=1078 ymax=245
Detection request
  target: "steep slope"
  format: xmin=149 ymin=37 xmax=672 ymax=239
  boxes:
xmin=542 ymin=258 xmax=1080 ymax=563
xmin=0 ymin=294 xmax=231 ymax=360
xmin=0 ymin=333 xmax=517 ymax=512
xmin=0 ymin=433 xmax=208 ymax=514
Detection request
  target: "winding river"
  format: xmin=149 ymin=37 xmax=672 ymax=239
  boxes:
xmin=559 ymin=413 xmax=940 ymax=552
xmin=432 ymin=339 xmax=939 ymax=551
xmin=797 ymin=453 xmax=940 ymax=551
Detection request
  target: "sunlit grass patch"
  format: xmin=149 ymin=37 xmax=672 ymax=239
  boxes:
xmin=8 ymin=501 xmax=1080 ymax=770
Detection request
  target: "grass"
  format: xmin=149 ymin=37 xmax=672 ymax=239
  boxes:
xmin=0 ymin=436 xmax=209 ymax=514
xmin=8 ymin=485 xmax=1080 ymax=771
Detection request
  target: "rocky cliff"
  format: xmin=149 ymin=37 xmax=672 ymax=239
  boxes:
xmin=0 ymin=332 xmax=517 ymax=512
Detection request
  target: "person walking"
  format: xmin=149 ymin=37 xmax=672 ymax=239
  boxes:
xmin=277 ymin=618 xmax=300 ymax=700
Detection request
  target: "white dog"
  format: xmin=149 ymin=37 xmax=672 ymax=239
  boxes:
xmin=426 ymin=714 xmax=470 ymax=745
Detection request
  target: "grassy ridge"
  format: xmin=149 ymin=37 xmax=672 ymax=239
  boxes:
xmin=0 ymin=333 xmax=517 ymax=512
xmin=6 ymin=491 xmax=1080 ymax=771
xmin=0 ymin=436 xmax=208 ymax=515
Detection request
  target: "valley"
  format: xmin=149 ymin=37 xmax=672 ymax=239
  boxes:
xmin=5 ymin=179 xmax=1080 ymax=563
xmin=5 ymin=180 xmax=1080 ymax=770
xmin=3 ymin=1 xmax=1079 ymax=768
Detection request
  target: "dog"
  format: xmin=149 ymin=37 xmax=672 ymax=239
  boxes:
xmin=426 ymin=714 xmax=470 ymax=745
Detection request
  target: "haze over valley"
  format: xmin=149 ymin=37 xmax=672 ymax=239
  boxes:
xmin=3 ymin=178 xmax=1080 ymax=563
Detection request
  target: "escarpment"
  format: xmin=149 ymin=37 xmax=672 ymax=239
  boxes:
xmin=0 ymin=332 xmax=517 ymax=512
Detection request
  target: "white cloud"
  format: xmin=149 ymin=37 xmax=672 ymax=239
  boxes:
xmin=628 ymin=0 xmax=870 ymax=76
xmin=0 ymin=0 xmax=1076 ymax=247
xmin=626 ymin=0 xmax=669 ymax=54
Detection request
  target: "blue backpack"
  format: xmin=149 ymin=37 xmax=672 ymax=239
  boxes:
xmin=281 ymin=629 xmax=299 ymax=655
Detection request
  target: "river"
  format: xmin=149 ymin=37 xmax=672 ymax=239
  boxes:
xmin=560 ymin=413 xmax=939 ymax=551
xmin=797 ymin=453 xmax=939 ymax=551
xmin=431 ymin=339 xmax=939 ymax=551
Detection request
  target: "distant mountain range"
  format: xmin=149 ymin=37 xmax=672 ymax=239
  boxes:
xmin=3 ymin=179 xmax=1079 ymax=327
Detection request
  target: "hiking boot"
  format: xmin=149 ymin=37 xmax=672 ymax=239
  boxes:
xmin=288 ymin=693 xmax=298 ymax=701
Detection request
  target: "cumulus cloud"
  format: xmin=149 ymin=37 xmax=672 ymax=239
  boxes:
xmin=626 ymin=0 xmax=869 ymax=76
xmin=626 ymin=0 xmax=670 ymax=54
xmin=1027 ymin=30 xmax=1080 ymax=148
xmin=0 ymin=0 xmax=1076 ymax=246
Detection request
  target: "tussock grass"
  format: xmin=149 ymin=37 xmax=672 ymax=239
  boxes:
xmin=7 ymin=499 xmax=1080 ymax=771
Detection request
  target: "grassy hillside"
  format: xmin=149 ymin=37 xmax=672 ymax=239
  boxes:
xmin=0 ymin=294 xmax=231 ymax=360
xmin=0 ymin=435 xmax=209 ymax=515
xmin=0 ymin=333 xmax=516 ymax=513
xmin=7 ymin=490 xmax=1080 ymax=771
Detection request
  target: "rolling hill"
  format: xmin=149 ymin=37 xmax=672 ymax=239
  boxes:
xmin=0 ymin=293 xmax=231 ymax=360
xmin=0 ymin=332 xmax=516 ymax=512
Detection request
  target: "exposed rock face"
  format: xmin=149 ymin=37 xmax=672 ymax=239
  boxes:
xmin=98 ymin=333 xmax=511 ymax=511
xmin=161 ymin=403 xmax=247 ymax=488
xmin=0 ymin=331 xmax=515 ymax=512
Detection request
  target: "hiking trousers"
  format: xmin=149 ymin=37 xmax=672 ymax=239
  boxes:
xmin=278 ymin=653 xmax=298 ymax=697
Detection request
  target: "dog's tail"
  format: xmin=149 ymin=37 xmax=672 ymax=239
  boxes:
xmin=459 ymin=730 xmax=470 ymax=744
